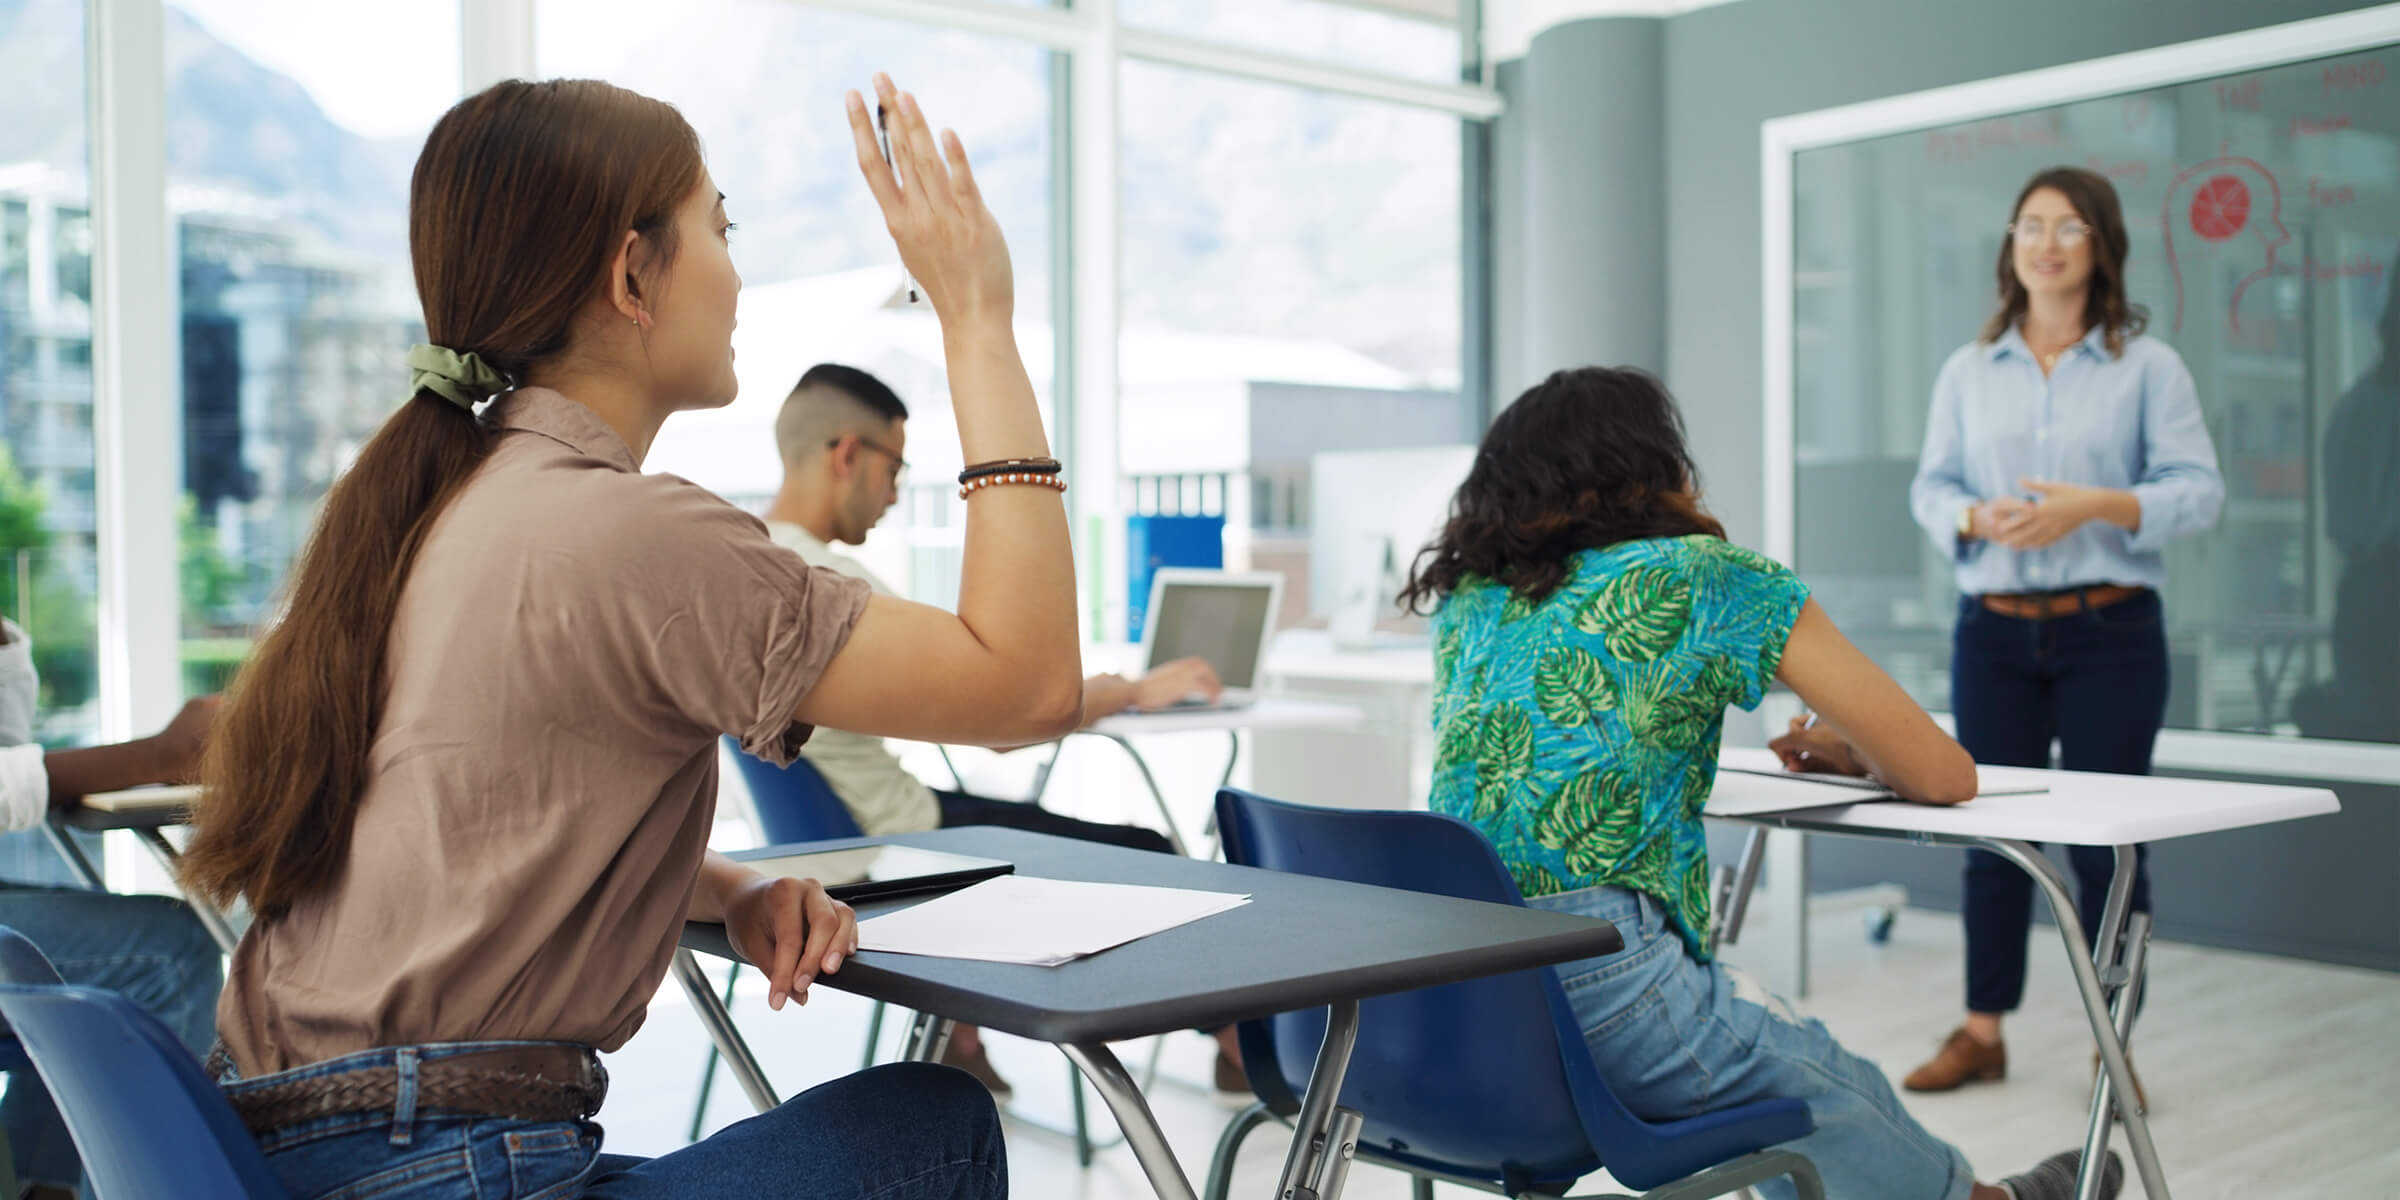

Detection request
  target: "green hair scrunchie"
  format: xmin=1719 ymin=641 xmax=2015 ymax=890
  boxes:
xmin=406 ymin=343 xmax=511 ymax=411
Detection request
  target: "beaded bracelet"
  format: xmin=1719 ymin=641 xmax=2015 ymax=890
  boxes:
xmin=957 ymin=457 xmax=1063 ymax=485
xmin=959 ymin=472 xmax=1070 ymax=501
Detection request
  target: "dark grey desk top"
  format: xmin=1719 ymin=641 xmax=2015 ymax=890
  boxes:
xmin=56 ymin=805 xmax=183 ymax=833
xmin=683 ymin=826 xmax=1622 ymax=1045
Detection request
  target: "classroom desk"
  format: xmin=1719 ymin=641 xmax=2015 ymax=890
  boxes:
xmin=43 ymin=784 xmax=242 ymax=955
xmin=1706 ymin=752 xmax=2339 ymax=1200
xmin=1067 ymin=697 xmax=1364 ymax=853
xmin=677 ymin=825 xmax=1622 ymax=1200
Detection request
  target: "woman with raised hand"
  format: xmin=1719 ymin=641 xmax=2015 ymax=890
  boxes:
xmin=179 ymin=74 xmax=1075 ymax=1199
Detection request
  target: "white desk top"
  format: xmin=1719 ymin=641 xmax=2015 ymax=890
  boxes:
xmin=1709 ymin=746 xmax=2339 ymax=845
xmin=1085 ymin=696 xmax=1366 ymax=738
xmin=1260 ymin=630 xmax=1437 ymax=686
xmin=78 ymin=783 xmax=201 ymax=813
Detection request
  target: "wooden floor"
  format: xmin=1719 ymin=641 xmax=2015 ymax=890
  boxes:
xmin=598 ymin=895 xmax=2400 ymax=1198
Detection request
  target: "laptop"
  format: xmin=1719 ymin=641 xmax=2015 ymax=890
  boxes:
xmin=1138 ymin=569 xmax=1284 ymax=712
xmin=732 ymin=844 xmax=1014 ymax=904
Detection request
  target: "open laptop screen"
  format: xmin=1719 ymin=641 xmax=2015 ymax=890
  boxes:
xmin=1146 ymin=580 xmax=1273 ymax=690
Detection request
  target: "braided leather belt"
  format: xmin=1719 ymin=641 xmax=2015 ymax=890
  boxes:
xmin=219 ymin=1045 xmax=607 ymax=1135
xmin=1977 ymin=584 xmax=2148 ymax=621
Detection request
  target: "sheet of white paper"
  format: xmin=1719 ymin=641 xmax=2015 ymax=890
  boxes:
xmin=1711 ymin=765 xmax=2051 ymax=816
xmin=856 ymin=875 xmax=1252 ymax=966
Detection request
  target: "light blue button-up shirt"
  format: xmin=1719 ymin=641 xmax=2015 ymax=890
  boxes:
xmin=1909 ymin=326 xmax=2224 ymax=594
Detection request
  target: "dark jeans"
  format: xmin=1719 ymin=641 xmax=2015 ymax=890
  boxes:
xmin=223 ymin=1045 xmax=1005 ymax=1200
xmin=0 ymin=883 xmax=223 ymax=1190
xmin=1951 ymin=591 xmax=2167 ymax=1015
xmin=934 ymin=789 xmax=1175 ymax=855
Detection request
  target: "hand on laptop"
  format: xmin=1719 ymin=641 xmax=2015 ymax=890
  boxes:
xmin=1131 ymin=657 xmax=1223 ymax=712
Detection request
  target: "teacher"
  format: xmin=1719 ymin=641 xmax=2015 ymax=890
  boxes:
xmin=1904 ymin=165 xmax=2223 ymax=1106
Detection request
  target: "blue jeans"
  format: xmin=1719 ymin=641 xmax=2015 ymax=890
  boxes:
xmin=1528 ymin=885 xmax=1975 ymax=1200
xmin=222 ymin=1043 xmax=1007 ymax=1199
xmin=1951 ymin=592 xmax=2166 ymax=1014
xmin=0 ymin=883 xmax=223 ymax=1190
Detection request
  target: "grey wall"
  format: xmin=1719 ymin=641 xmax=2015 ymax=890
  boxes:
xmin=1496 ymin=0 xmax=2400 ymax=972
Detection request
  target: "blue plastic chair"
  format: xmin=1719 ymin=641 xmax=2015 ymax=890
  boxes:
xmin=727 ymin=737 xmax=867 ymax=844
xmin=1206 ymin=790 xmax=1823 ymax=1200
xmin=0 ymin=926 xmax=287 ymax=1199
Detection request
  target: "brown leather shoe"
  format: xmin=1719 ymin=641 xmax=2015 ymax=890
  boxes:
xmin=1903 ymin=1027 xmax=2006 ymax=1092
xmin=938 ymin=1036 xmax=1014 ymax=1100
xmin=2093 ymin=1051 xmax=2149 ymax=1115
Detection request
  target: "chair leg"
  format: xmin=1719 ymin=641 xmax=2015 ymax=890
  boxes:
xmin=1202 ymin=1101 xmax=1279 ymax=1200
xmin=1631 ymin=1149 xmax=1821 ymax=1200
xmin=1069 ymin=1061 xmax=1094 ymax=1167
xmin=688 ymin=961 xmax=742 ymax=1143
xmin=862 ymin=1001 xmax=890 ymax=1072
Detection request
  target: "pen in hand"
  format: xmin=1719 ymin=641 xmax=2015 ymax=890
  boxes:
xmin=874 ymin=102 xmax=922 ymax=305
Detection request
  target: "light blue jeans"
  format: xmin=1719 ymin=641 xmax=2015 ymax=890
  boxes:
xmin=0 ymin=882 xmax=224 ymax=1191
xmin=1528 ymin=884 xmax=1975 ymax=1200
xmin=220 ymin=1043 xmax=1007 ymax=1199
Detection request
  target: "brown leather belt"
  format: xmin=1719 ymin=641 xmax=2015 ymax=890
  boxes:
xmin=1977 ymin=584 xmax=2149 ymax=621
xmin=219 ymin=1044 xmax=606 ymax=1134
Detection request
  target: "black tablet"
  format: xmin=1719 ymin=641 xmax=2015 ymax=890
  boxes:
xmin=734 ymin=844 xmax=1014 ymax=903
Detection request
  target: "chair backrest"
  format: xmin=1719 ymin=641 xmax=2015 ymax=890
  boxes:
xmin=725 ymin=737 xmax=865 ymax=844
xmin=0 ymin=929 xmax=287 ymax=1199
xmin=1213 ymin=789 xmax=1808 ymax=1193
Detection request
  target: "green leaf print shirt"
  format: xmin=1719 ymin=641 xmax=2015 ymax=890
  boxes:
xmin=1429 ymin=535 xmax=1811 ymax=961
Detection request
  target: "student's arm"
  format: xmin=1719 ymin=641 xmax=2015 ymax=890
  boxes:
xmin=688 ymin=850 xmax=859 ymax=1013
xmin=39 ymin=696 xmax=220 ymax=817
xmin=792 ymin=81 xmax=1080 ymax=748
xmin=1769 ymin=600 xmax=1976 ymax=806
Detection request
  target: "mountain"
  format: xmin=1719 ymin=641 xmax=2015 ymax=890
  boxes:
xmin=0 ymin=0 xmax=407 ymax=254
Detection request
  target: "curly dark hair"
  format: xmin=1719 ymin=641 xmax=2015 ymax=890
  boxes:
xmin=1398 ymin=366 xmax=1725 ymax=614
xmin=1982 ymin=166 xmax=2150 ymax=356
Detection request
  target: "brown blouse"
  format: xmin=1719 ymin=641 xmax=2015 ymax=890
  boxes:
xmin=218 ymin=388 xmax=871 ymax=1075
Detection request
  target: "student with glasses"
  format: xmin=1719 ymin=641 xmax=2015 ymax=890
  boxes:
xmin=1849 ymin=166 xmax=2222 ymax=1103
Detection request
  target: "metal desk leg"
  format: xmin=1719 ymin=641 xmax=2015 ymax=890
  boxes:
xmin=1977 ymin=840 xmax=2167 ymax=1200
xmin=671 ymin=949 xmax=779 ymax=1114
xmin=1062 ymin=1041 xmax=1199 ymax=1200
xmin=1273 ymin=998 xmax=1364 ymax=1200
xmin=1712 ymin=827 xmax=1770 ymax=946
xmin=40 ymin=821 xmax=108 ymax=892
xmin=2073 ymin=845 xmax=2147 ymax=1200
xmin=899 ymin=1010 xmax=956 ymax=1064
xmin=130 ymin=828 xmax=242 ymax=955
xmin=1098 ymin=734 xmax=1192 ymax=856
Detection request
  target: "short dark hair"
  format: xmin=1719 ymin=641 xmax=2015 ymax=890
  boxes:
xmin=1398 ymin=366 xmax=1725 ymax=614
xmin=794 ymin=363 xmax=908 ymax=421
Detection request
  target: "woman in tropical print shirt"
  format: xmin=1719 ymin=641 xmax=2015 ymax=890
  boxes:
xmin=1403 ymin=367 xmax=2121 ymax=1200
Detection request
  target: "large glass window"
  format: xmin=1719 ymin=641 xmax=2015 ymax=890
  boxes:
xmin=0 ymin=0 xmax=96 ymax=884
xmin=165 ymin=0 xmax=459 ymax=693
xmin=1123 ymin=0 xmax=1463 ymax=84
xmin=1791 ymin=44 xmax=2400 ymax=744
xmin=542 ymin=0 xmax=1060 ymax=609
xmin=1118 ymin=60 xmax=1466 ymax=628
xmin=0 ymin=0 xmax=98 ymax=748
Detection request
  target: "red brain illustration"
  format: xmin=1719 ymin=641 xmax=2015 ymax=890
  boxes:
xmin=2189 ymin=174 xmax=2252 ymax=242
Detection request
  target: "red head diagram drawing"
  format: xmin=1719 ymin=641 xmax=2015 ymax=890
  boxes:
xmin=2163 ymin=156 xmax=2291 ymax=337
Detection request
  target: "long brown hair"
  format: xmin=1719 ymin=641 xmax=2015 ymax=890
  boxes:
xmin=1981 ymin=166 xmax=2149 ymax=356
xmin=181 ymin=81 xmax=704 ymax=919
xmin=1399 ymin=366 xmax=1725 ymax=614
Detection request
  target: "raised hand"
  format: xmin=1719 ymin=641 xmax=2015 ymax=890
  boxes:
xmin=845 ymin=74 xmax=1013 ymax=326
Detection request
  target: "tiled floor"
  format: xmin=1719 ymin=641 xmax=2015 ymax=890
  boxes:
xmin=596 ymin=893 xmax=2400 ymax=1198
